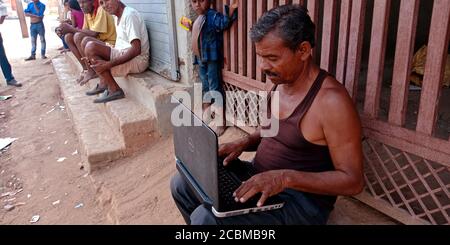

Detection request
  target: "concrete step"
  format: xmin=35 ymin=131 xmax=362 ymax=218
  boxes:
xmin=52 ymin=55 xmax=126 ymax=172
xmin=53 ymin=55 xmax=160 ymax=172
xmin=116 ymin=72 xmax=193 ymax=136
xmin=64 ymin=52 xmax=193 ymax=136
xmin=97 ymin=98 xmax=157 ymax=154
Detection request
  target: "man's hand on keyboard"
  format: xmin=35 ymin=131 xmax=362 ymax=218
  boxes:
xmin=219 ymin=140 xmax=247 ymax=167
xmin=233 ymin=170 xmax=286 ymax=206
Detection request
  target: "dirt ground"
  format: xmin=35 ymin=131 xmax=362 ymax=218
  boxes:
xmin=0 ymin=17 xmax=109 ymax=224
xmin=0 ymin=17 xmax=186 ymax=225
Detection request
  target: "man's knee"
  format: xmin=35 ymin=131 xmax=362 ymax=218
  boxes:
xmin=170 ymin=173 xmax=187 ymax=200
xmin=73 ymin=32 xmax=84 ymax=44
xmin=190 ymin=205 xmax=218 ymax=225
xmin=84 ymin=41 xmax=99 ymax=57
xmin=81 ymin=36 xmax=91 ymax=49
xmin=65 ymin=33 xmax=74 ymax=44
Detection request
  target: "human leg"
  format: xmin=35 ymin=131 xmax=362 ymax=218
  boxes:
xmin=84 ymin=41 xmax=124 ymax=103
xmin=198 ymin=62 xmax=213 ymax=121
xmin=170 ymin=173 xmax=204 ymax=225
xmin=206 ymin=61 xmax=226 ymax=135
xmin=26 ymin=24 xmax=38 ymax=60
xmin=190 ymin=189 xmax=331 ymax=225
xmin=78 ymin=36 xmax=104 ymax=85
xmin=65 ymin=33 xmax=86 ymax=71
xmin=0 ymin=33 xmax=13 ymax=82
xmin=37 ymin=22 xmax=46 ymax=58
xmin=61 ymin=35 xmax=69 ymax=50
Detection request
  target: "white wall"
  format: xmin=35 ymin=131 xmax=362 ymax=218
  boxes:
xmin=173 ymin=0 xmax=198 ymax=85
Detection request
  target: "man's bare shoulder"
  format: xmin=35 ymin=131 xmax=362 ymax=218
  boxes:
xmin=318 ymin=76 xmax=352 ymax=104
xmin=315 ymin=76 xmax=359 ymax=121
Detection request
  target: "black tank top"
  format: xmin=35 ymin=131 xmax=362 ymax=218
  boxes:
xmin=253 ymin=69 xmax=336 ymax=210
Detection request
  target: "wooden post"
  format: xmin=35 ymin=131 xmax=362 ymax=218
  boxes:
xmin=344 ymin=0 xmax=367 ymax=100
xmin=364 ymin=0 xmax=391 ymax=118
xmin=11 ymin=0 xmax=17 ymax=11
xmin=58 ymin=0 xmax=63 ymax=22
xmin=388 ymin=0 xmax=420 ymax=126
xmin=15 ymin=0 xmax=28 ymax=38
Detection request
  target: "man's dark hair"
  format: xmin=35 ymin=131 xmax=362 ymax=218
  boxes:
xmin=69 ymin=0 xmax=81 ymax=11
xmin=250 ymin=5 xmax=315 ymax=51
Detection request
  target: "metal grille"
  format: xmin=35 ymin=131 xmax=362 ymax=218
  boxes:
xmin=224 ymin=83 xmax=261 ymax=127
xmin=363 ymin=138 xmax=450 ymax=225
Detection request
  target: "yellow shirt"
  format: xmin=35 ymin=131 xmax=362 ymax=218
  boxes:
xmin=83 ymin=6 xmax=116 ymax=45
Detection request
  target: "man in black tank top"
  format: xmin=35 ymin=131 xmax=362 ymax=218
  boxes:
xmin=171 ymin=4 xmax=364 ymax=225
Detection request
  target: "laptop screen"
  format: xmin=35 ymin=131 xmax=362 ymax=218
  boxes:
xmin=172 ymin=101 xmax=220 ymax=206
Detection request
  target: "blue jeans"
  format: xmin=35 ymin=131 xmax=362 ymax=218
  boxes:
xmin=61 ymin=35 xmax=68 ymax=49
xmin=0 ymin=33 xmax=14 ymax=82
xmin=30 ymin=22 xmax=46 ymax=56
xmin=199 ymin=61 xmax=223 ymax=104
xmin=170 ymin=173 xmax=332 ymax=225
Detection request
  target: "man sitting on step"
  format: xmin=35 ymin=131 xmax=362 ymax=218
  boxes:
xmin=58 ymin=0 xmax=116 ymax=86
xmin=82 ymin=0 xmax=149 ymax=103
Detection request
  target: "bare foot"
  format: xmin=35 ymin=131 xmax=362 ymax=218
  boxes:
xmin=76 ymin=70 xmax=87 ymax=84
xmin=60 ymin=49 xmax=70 ymax=54
xmin=79 ymin=70 xmax=98 ymax=86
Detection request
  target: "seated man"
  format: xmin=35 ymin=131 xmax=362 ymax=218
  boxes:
xmin=58 ymin=0 xmax=116 ymax=86
xmin=83 ymin=0 xmax=149 ymax=103
xmin=171 ymin=5 xmax=364 ymax=225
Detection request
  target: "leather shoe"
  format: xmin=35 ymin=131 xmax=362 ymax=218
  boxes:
xmin=86 ymin=84 xmax=107 ymax=96
xmin=6 ymin=79 xmax=22 ymax=87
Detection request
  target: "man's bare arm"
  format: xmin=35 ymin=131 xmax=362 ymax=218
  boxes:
xmin=25 ymin=13 xmax=42 ymax=19
xmin=230 ymin=0 xmax=239 ymax=16
xmin=59 ymin=23 xmax=98 ymax=38
xmin=284 ymin=84 xmax=364 ymax=196
xmin=234 ymin=82 xmax=364 ymax=205
xmin=109 ymin=39 xmax=141 ymax=67
xmin=77 ymin=28 xmax=99 ymax=38
xmin=90 ymin=39 xmax=141 ymax=75
xmin=219 ymin=129 xmax=261 ymax=166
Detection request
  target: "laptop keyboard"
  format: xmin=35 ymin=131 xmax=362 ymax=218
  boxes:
xmin=217 ymin=164 xmax=242 ymax=206
xmin=217 ymin=163 xmax=263 ymax=210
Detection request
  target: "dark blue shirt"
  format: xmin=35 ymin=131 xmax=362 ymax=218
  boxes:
xmin=24 ymin=1 xmax=46 ymax=18
xmin=196 ymin=6 xmax=237 ymax=63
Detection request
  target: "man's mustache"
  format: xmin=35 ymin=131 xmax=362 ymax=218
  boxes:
xmin=264 ymin=70 xmax=280 ymax=78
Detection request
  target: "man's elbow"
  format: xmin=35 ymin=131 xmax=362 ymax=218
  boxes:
xmin=131 ymin=46 xmax=141 ymax=58
xmin=347 ymin=178 xmax=364 ymax=196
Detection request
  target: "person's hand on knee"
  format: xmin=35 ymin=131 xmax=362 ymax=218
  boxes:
xmin=90 ymin=59 xmax=112 ymax=74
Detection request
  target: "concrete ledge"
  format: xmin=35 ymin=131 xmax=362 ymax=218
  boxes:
xmin=55 ymin=53 xmax=193 ymax=172
xmin=99 ymin=99 xmax=157 ymax=153
xmin=52 ymin=56 xmax=126 ymax=172
xmin=65 ymin=52 xmax=193 ymax=136
xmin=114 ymin=73 xmax=192 ymax=136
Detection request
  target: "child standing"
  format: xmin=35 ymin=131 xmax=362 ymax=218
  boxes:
xmin=185 ymin=0 xmax=238 ymax=135
xmin=24 ymin=0 xmax=46 ymax=61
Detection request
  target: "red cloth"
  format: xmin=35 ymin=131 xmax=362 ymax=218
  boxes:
xmin=93 ymin=0 xmax=99 ymax=17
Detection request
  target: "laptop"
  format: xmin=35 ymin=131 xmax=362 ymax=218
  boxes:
xmin=172 ymin=99 xmax=284 ymax=218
